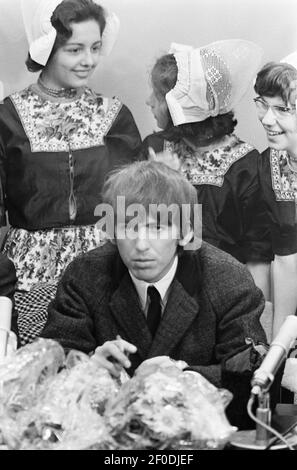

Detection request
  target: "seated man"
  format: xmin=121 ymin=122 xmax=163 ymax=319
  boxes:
xmin=41 ymin=161 xmax=270 ymax=429
xmin=0 ymin=253 xmax=18 ymax=338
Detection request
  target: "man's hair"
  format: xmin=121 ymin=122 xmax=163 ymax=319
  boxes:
xmin=151 ymin=53 xmax=237 ymax=142
xmin=101 ymin=160 xmax=198 ymax=233
xmin=254 ymin=61 xmax=297 ymax=105
xmin=26 ymin=0 xmax=106 ymax=72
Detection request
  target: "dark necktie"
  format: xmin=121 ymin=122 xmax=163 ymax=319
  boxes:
xmin=147 ymin=285 xmax=162 ymax=337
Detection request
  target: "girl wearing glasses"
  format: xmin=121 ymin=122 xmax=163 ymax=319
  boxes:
xmin=254 ymin=60 xmax=297 ymax=337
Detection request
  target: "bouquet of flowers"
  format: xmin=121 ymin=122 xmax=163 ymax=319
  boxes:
xmin=104 ymin=357 xmax=237 ymax=450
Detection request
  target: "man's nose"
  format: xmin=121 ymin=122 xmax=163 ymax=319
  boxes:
xmin=135 ymin=228 xmax=149 ymax=250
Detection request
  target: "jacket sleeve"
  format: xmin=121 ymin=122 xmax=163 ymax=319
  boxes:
xmin=41 ymin=260 xmax=98 ymax=354
xmin=188 ymin=263 xmax=266 ymax=384
xmin=187 ymin=261 xmax=273 ymax=429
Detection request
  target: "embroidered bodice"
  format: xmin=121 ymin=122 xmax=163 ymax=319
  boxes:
xmin=0 ymin=85 xmax=142 ymax=230
xmin=270 ymin=148 xmax=297 ymax=203
xmin=164 ymin=135 xmax=253 ymax=186
xmin=10 ymin=86 xmax=122 ymax=152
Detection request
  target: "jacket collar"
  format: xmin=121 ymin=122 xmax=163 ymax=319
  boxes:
xmin=109 ymin=249 xmax=202 ymax=361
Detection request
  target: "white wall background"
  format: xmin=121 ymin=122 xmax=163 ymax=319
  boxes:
xmin=0 ymin=0 xmax=296 ymax=152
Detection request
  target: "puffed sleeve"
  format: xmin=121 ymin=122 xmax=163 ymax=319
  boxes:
xmin=105 ymin=102 xmax=143 ymax=163
xmin=141 ymin=132 xmax=167 ymax=158
xmin=0 ymin=253 xmax=16 ymax=299
xmin=0 ymin=254 xmax=18 ymax=340
xmin=238 ymin=149 xmax=273 ymax=263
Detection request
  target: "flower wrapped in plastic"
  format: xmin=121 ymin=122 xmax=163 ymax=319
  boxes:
xmin=0 ymin=338 xmax=65 ymax=448
xmin=104 ymin=356 xmax=237 ymax=450
xmin=0 ymin=338 xmax=65 ymax=415
xmin=16 ymin=349 xmax=120 ymax=450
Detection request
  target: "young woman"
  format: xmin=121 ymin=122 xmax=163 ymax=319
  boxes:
xmin=143 ymin=40 xmax=272 ymax=300
xmin=254 ymin=59 xmax=297 ymax=337
xmin=0 ymin=0 xmax=142 ymax=344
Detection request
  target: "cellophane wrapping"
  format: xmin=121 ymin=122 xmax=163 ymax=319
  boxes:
xmin=0 ymin=341 xmax=236 ymax=450
xmin=104 ymin=358 xmax=237 ymax=450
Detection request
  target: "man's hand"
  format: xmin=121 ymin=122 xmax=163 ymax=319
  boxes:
xmin=93 ymin=338 xmax=137 ymax=378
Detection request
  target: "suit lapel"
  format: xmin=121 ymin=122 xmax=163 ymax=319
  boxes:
xmin=109 ymin=249 xmax=202 ymax=361
xmin=148 ymin=278 xmax=199 ymax=357
xmin=109 ymin=271 xmax=152 ymax=360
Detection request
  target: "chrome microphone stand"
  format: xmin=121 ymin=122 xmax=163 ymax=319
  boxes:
xmin=254 ymin=387 xmax=271 ymax=447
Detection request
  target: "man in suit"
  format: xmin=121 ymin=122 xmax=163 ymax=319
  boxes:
xmin=41 ymin=161 xmax=269 ymax=428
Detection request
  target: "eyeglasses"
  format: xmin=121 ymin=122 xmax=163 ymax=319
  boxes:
xmin=253 ymin=97 xmax=296 ymax=119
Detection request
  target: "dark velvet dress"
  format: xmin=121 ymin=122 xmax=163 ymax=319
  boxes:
xmin=143 ymin=131 xmax=272 ymax=264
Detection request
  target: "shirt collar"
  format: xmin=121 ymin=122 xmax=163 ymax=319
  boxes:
xmin=129 ymin=256 xmax=178 ymax=310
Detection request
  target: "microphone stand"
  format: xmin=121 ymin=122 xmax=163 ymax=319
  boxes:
xmin=230 ymin=386 xmax=274 ymax=450
xmin=254 ymin=388 xmax=271 ymax=447
xmin=230 ymin=386 xmax=296 ymax=450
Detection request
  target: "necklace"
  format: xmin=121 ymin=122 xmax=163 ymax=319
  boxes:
xmin=37 ymin=76 xmax=78 ymax=99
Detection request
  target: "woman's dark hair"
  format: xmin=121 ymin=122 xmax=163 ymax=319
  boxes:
xmin=151 ymin=53 xmax=237 ymax=143
xmin=254 ymin=61 xmax=297 ymax=105
xmin=26 ymin=0 xmax=106 ymax=72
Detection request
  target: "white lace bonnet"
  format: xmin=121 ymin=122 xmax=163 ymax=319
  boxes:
xmin=21 ymin=0 xmax=120 ymax=66
xmin=165 ymin=39 xmax=263 ymax=126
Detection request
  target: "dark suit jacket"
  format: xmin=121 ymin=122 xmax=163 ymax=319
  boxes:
xmin=42 ymin=241 xmax=268 ymax=428
xmin=0 ymin=253 xmax=18 ymax=335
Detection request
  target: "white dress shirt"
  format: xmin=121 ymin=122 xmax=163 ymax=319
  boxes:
xmin=129 ymin=256 xmax=178 ymax=317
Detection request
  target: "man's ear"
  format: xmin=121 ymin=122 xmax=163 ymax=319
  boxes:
xmin=178 ymin=229 xmax=194 ymax=247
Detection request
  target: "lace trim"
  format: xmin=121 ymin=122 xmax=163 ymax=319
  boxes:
xmin=10 ymin=88 xmax=122 ymax=153
xmin=164 ymin=139 xmax=254 ymax=187
xmin=270 ymin=148 xmax=296 ymax=202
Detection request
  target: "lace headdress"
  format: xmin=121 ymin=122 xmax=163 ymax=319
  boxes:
xmin=21 ymin=0 xmax=120 ymax=66
xmin=166 ymin=39 xmax=263 ymax=126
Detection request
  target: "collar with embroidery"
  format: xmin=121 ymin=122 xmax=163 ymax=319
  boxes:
xmin=270 ymin=149 xmax=297 ymax=203
xmin=164 ymin=134 xmax=254 ymax=187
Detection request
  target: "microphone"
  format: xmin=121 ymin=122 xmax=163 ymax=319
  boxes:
xmin=0 ymin=296 xmax=12 ymax=362
xmin=251 ymin=315 xmax=297 ymax=395
xmin=231 ymin=315 xmax=297 ymax=450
